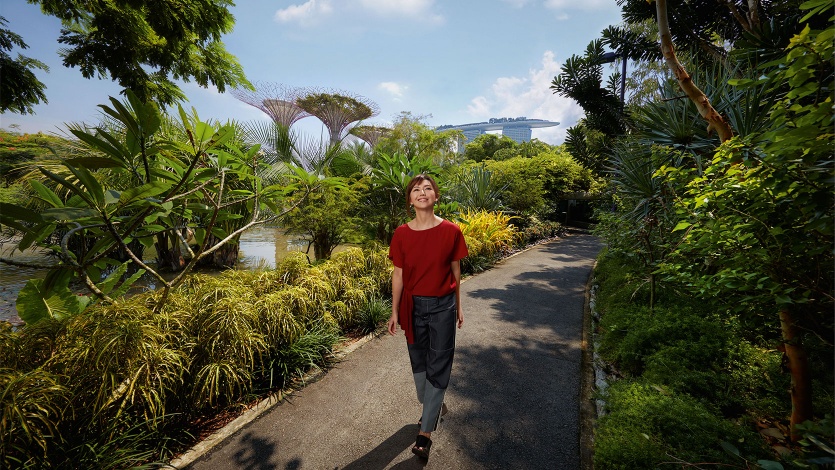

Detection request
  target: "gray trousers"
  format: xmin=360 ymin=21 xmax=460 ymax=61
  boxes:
xmin=408 ymin=292 xmax=457 ymax=432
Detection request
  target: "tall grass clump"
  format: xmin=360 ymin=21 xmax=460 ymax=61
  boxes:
xmin=0 ymin=247 xmax=392 ymax=468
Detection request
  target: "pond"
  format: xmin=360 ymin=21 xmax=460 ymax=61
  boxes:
xmin=0 ymin=226 xmax=333 ymax=326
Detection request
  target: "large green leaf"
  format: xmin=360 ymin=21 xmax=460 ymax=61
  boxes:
xmin=65 ymin=157 xmax=127 ymax=170
xmin=41 ymin=207 xmax=100 ymax=221
xmin=29 ymin=180 xmax=64 ymax=208
xmin=70 ymin=130 xmax=131 ymax=166
xmin=18 ymin=222 xmax=57 ymax=250
xmin=17 ymin=278 xmax=89 ymax=325
xmin=39 ymin=167 xmax=95 ymax=207
xmin=118 ymin=181 xmax=172 ymax=206
xmin=66 ymin=164 xmax=105 ymax=207
xmin=0 ymin=202 xmax=43 ymax=224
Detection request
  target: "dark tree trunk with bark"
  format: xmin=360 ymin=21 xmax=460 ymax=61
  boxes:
xmin=779 ymin=309 xmax=813 ymax=441
xmin=155 ymin=232 xmax=184 ymax=272
xmin=195 ymin=234 xmax=240 ymax=269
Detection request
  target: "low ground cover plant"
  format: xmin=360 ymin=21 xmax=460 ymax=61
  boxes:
xmin=591 ymin=251 xmax=833 ymax=469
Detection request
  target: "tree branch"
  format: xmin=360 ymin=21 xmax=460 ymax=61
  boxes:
xmin=654 ymin=0 xmax=735 ymax=142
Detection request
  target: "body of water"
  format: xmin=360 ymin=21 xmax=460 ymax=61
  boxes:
xmin=0 ymin=226 xmax=323 ymax=325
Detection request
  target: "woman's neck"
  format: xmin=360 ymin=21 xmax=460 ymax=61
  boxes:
xmin=411 ymin=209 xmax=440 ymax=230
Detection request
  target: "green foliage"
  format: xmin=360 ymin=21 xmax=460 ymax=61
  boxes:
xmin=375 ymin=112 xmax=458 ymax=165
xmin=0 ymin=368 xmax=69 ymax=468
xmin=655 ymin=6 xmax=833 ymax=331
xmin=0 ymin=15 xmax=48 ymax=115
xmin=0 ymin=91 xmax=305 ymax=320
xmin=0 ymin=246 xmax=390 ymax=466
xmin=28 ymin=0 xmax=251 ymax=107
xmin=588 ymin=0 xmax=834 ymax=465
xmin=462 ymin=133 xmax=516 ymax=162
xmin=281 ymin=176 xmax=362 ymax=260
xmin=273 ymin=321 xmax=342 ymax=387
xmin=484 ymin=150 xmax=597 ymax=218
xmin=455 ymin=210 xmax=518 ymax=275
xmin=16 ymin=273 xmax=89 ymax=324
xmin=516 ymin=219 xmax=563 ymax=246
xmin=594 ymin=380 xmax=767 ymax=469
xmin=356 ymin=296 xmax=392 ymax=335
xmin=550 ymin=39 xmax=625 ymax=136
xmin=448 ymin=164 xmax=507 ymax=212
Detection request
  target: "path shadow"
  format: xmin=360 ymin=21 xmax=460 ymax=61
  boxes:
xmin=340 ymin=425 xmax=425 ymax=469
xmin=468 ymin=235 xmax=602 ymax=336
xmin=219 ymin=431 xmax=282 ymax=470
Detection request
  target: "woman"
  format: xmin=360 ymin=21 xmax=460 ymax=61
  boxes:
xmin=387 ymin=174 xmax=468 ymax=460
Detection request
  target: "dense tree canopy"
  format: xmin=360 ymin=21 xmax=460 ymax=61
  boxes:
xmin=0 ymin=16 xmax=48 ymax=114
xmin=5 ymin=0 xmax=251 ymax=110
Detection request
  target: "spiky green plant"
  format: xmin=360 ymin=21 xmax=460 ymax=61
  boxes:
xmin=273 ymin=321 xmax=342 ymax=387
xmin=49 ymin=300 xmax=187 ymax=425
xmin=357 ymin=296 xmax=392 ymax=334
xmin=0 ymin=368 xmax=69 ymax=468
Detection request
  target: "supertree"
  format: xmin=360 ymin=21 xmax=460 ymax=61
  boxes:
xmin=349 ymin=125 xmax=391 ymax=149
xmin=296 ymin=88 xmax=380 ymax=146
xmin=231 ymin=82 xmax=311 ymax=127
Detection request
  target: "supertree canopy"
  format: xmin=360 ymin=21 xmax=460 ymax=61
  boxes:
xmin=349 ymin=125 xmax=391 ymax=149
xmin=231 ymin=82 xmax=311 ymax=127
xmin=296 ymin=88 xmax=380 ymax=146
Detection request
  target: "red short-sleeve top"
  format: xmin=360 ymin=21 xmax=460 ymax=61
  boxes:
xmin=388 ymin=219 xmax=469 ymax=343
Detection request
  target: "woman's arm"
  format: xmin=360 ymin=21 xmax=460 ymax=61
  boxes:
xmin=451 ymin=260 xmax=463 ymax=328
xmin=388 ymin=266 xmax=403 ymax=335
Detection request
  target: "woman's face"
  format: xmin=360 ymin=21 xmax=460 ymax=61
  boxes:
xmin=409 ymin=180 xmax=437 ymax=208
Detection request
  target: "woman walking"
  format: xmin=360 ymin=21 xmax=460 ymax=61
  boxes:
xmin=387 ymin=174 xmax=468 ymax=460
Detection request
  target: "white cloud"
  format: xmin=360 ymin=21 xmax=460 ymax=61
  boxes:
xmin=358 ymin=0 xmax=444 ymax=24
xmin=275 ymin=0 xmax=443 ymax=27
xmin=466 ymin=96 xmax=491 ymax=116
xmin=378 ymin=81 xmax=408 ymax=100
xmin=465 ymin=51 xmax=584 ymax=144
xmin=544 ymin=0 xmax=611 ymax=11
xmin=275 ymin=0 xmax=334 ymax=26
xmin=499 ymin=0 xmax=532 ymax=8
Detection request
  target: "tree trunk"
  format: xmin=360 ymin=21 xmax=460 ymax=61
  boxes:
xmin=779 ymin=308 xmax=813 ymax=441
xmin=654 ymin=0 xmax=735 ymax=142
xmin=154 ymin=232 xmax=184 ymax=272
xmin=195 ymin=234 xmax=239 ymax=269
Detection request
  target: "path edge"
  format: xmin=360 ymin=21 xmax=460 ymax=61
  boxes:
xmin=579 ymin=254 xmax=599 ymax=470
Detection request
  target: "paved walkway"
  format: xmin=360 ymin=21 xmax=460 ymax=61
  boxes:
xmin=182 ymin=232 xmax=602 ymax=470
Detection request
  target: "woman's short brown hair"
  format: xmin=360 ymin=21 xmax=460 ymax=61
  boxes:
xmin=405 ymin=174 xmax=440 ymax=212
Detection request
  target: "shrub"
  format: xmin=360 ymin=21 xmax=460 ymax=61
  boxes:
xmin=457 ymin=209 xmax=518 ymax=259
xmin=456 ymin=209 xmax=518 ymax=275
xmin=594 ymin=380 xmax=767 ymax=469
xmin=0 ymin=247 xmax=391 ymax=467
xmin=356 ymin=296 xmax=392 ymax=335
xmin=483 ymin=151 xmax=598 ymax=218
xmin=516 ymin=219 xmax=563 ymax=246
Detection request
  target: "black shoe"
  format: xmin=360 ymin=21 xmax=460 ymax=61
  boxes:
xmin=412 ymin=434 xmax=432 ymax=459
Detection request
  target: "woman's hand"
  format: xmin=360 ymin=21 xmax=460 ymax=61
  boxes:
xmin=388 ymin=313 xmax=398 ymax=335
xmin=457 ymin=309 xmax=464 ymax=329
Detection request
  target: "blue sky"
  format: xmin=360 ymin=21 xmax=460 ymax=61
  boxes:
xmin=0 ymin=0 xmax=623 ymax=145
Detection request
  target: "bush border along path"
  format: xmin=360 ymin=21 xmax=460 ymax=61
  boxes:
xmin=178 ymin=229 xmax=602 ymax=469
